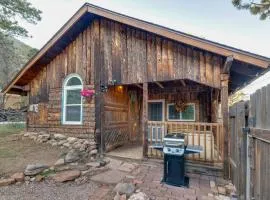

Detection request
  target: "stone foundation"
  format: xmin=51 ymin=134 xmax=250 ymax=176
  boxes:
xmin=23 ymin=132 xmax=97 ymax=155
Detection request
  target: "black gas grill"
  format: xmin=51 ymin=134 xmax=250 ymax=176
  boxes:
xmin=150 ymin=133 xmax=203 ymax=187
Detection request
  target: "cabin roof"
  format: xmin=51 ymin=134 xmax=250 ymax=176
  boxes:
xmin=2 ymin=3 xmax=270 ymax=94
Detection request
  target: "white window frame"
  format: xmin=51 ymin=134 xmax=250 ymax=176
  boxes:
xmin=167 ymin=103 xmax=196 ymax=122
xmin=148 ymin=99 xmax=165 ymax=141
xmin=62 ymin=74 xmax=83 ymax=125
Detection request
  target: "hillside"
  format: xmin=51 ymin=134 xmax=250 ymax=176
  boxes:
xmin=0 ymin=36 xmax=38 ymax=90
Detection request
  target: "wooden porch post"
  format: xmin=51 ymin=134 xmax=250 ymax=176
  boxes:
xmin=142 ymin=82 xmax=148 ymax=157
xmin=221 ymin=73 xmax=229 ymax=179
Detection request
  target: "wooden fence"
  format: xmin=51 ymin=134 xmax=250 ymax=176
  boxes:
xmin=229 ymin=84 xmax=270 ymax=200
xmin=147 ymin=121 xmax=224 ymax=163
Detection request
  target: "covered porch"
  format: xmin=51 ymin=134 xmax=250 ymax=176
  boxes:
xmin=103 ymin=79 xmax=225 ymax=167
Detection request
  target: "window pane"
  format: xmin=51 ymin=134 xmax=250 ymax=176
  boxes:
xmin=168 ymin=105 xmax=180 ymax=120
xmin=65 ymin=106 xmax=81 ymax=122
xmin=66 ymin=77 xmax=82 ymax=86
xmin=181 ymin=105 xmax=195 ymax=120
xmin=66 ymin=89 xmax=81 ymax=104
xmin=148 ymin=102 xmax=163 ymax=121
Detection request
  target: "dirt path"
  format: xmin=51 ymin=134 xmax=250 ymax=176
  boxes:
xmin=0 ymin=133 xmax=65 ymax=176
xmin=0 ymin=180 xmax=98 ymax=200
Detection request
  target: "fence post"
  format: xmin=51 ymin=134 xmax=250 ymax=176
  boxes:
xmin=243 ymin=127 xmax=250 ymax=200
xmin=221 ymin=73 xmax=229 ymax=179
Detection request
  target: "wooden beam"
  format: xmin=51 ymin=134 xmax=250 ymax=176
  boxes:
xmin=12 ymin=85 xmax=30 ymax=92
xmin=223 ymin=56 xmax=234 ymax=73
xmin=221 ymin=73 xmax=229 ymax=179
xmin=142 ymin=82 xmax=148 ymax=157
xmin=155 ymin=81 xmax=164 ymax=89
xmin=135 ymin=84 xmax=143 ymax=89
xmin=180 ymin=79 xmax=186 ymax=87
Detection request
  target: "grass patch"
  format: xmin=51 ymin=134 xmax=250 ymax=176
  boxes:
xmin=0 ymin=148 xmax=17 ymax=158
xmin=0 ymin=123 xmax=25 ymax=137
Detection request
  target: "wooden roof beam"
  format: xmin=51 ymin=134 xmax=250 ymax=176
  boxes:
xmin=12 ymin=85 xmax=30 ymax=92
xmin=223 ymin=56 xmax=234 ymax=73
xmin=135 ymin=84 xmax=143 ymax=89
xmin=155 ymin=82 xmax=164 ymax=89
xmin=180 ymin=80 xmax=186 ymax=87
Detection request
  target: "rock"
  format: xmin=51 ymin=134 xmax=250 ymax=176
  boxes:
xmin=208 ymin=193 xmax=214 ymax=197
xmin=73 ymin=143 xmax=82 ymax=149
xmin=90 ymin=149 xmax=97 ymax=155
xmin=210 ymin=180 xmax=216 ymax=188
xmin=67 ymin=137 xmax=77 ymax=144
xmin=120 ymin=194 xmax=127 ymax=200
xmin=38 ymin=133 xmax=50 ymax=140
xmin=217 ymin=186 xmax=226 ymax=195
xmin=83 ymin=140 xmax=90 ymax=145
xmin=63 ymin=143 xmax=70 ymax=148
xmin=54 ymin=134 xmax=66 ymax=140
xmin=24 ymin=164 xmax=49 ymax=176
xmin=114 ymin=193 xmax=121 ymax=200
xmin=128 ymin=192 xmax=149 ymax=200
xmin=0 ymin=178 xmax=15 ymax=187
xmin=53 ymin=170 xmax=81 ymax=182
xmin=64 ymin=150 xmax=80 ymax=163
xmin=30 ymin=177 xmax=35 ymax=182
xmin=25 ymin=176 xmax=30 ymax=181
xmin=113 ymin=183 xmax=135 ymax=197
xmin=35 ymin=175 xmax=44 ymax=182
xmin=133 ymin=179 xmax=143 ymax=185
xmin=11 ymin=172 xmax=24 ymax=182
xmin=52 ymin=142 xmax=58 ymax=146
xmin=54 ymin=158 xmax=65 ymax=166
xmin=81 ymin=170 xmax=91 ymax=176
xmin=118 ymin=163 xmax=136 ymax=172
xmin=58 ymin=140 xmax=66 ymax=146
xmin=75 ymin=176 xmax=88 ymax=185
xmin=86 ymin=162 xmax=101 ymax=168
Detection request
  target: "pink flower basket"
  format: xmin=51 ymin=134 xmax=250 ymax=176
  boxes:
xmin=80 ymin=89 xmax=95 ymax=98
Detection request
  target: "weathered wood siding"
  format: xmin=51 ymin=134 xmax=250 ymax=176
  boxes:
xmin=28 ymin=24 xmax=95 ymax=138
xmin=98 ymin=18 xmax=223 ymax=88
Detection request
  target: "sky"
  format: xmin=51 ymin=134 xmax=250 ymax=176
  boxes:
xmin=18 ymin=0 xmax=270 ymax=95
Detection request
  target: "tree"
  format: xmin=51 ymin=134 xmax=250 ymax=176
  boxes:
xmin=232 ymin=0 xmax=270 ymax=20
xmin=0 ymin=0 xmax=41 ymax=109
xmin=0 ymin=0 xmax=42 ymax=37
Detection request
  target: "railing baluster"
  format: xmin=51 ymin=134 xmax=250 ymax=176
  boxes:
xmin=210 ymin=124 xmax=213 ymax=162
xmin=217 ymin=123 xmax=220 ymax=161
xmin=150 ymin=122 xmax=153 ymax=157
xmin=204 ymin=124 xmax=207 ymax=161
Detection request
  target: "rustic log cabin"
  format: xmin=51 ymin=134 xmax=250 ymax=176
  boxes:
xmin=2 ymin=3 xmax=270 ymax=176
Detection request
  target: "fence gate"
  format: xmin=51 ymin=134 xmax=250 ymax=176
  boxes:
xmin=229 ymin=101 xmax=247 ymax=200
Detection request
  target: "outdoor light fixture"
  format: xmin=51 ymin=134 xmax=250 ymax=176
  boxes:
xmin=100 ymin=84 xmax=108 ymax=93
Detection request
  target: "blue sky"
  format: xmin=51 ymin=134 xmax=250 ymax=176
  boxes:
xmin=19 ymin=0 xmax=270 ymax=95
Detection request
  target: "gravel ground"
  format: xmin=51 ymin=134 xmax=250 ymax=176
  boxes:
xmin=0 ymin=180 xmax=99 ymax=200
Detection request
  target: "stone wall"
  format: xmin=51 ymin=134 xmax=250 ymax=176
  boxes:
xmin=23 ymin=132 xmax=97 ymax=155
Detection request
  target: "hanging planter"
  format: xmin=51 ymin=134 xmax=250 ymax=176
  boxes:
xmin=80 ymin=89 xmax=95 ymax=98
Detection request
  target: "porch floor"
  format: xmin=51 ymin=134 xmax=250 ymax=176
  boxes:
xmin=106 ymin=143 xmax=143 ymax=160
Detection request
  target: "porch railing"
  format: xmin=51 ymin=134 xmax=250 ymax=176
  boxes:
xmin=147 ymin=121 xmax=224 ymax=163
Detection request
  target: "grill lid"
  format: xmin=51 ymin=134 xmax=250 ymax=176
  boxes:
xmin=164 ymin=133 xmax=185 ymax=143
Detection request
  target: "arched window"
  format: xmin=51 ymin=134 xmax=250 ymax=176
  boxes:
xmin=62 ymin=74 xmax=83 ymax=124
